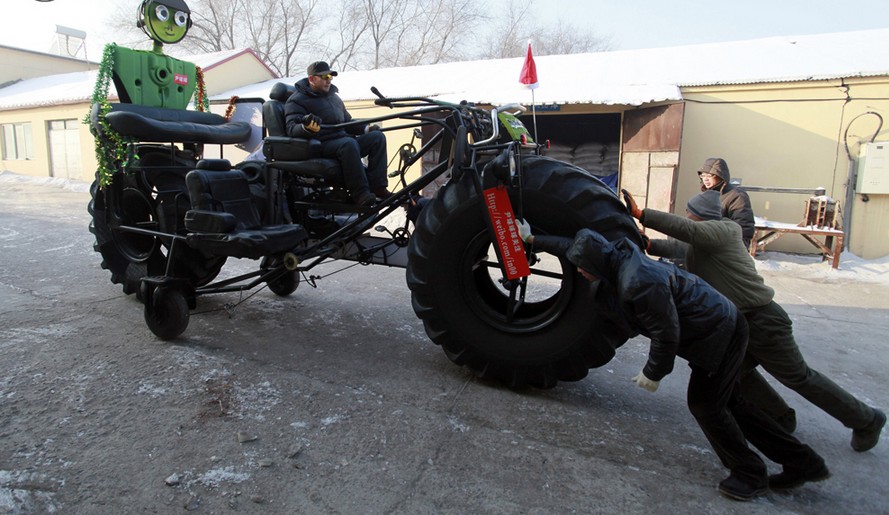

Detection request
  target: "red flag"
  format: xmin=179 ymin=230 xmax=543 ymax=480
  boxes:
xmin=518 ymin=41 xmax=539 ymax=90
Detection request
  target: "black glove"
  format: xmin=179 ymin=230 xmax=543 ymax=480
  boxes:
xmin=302 ymin=114 xmax=321 ymax=133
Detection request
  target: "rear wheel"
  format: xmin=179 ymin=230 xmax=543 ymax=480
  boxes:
xmin=406 ymin=156 xmax=642 ymax=388
xmin=88 ymin=176 xmax=165 ymax=295
xmin=88 ymin=147 xmax=226 ymax=296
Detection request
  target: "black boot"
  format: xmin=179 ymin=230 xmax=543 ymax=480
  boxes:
xmin=851 ymin=408 xmax=885 ymax=452
xmin=353 ymin=190 xmax=376 ymax=206
xmin=717 ymin=474 xmax=768 ymax=501
xmin=769 ymin=460 xmax=830 ymax=490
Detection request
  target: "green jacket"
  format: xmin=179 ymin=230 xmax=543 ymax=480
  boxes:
xmin=642 ymin=208 xmax=774 ymax=311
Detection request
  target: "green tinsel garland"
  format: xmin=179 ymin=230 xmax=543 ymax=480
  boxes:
xmin=193 ymin=66 xmax=209 ymax=112
xmin=82 ymin=43 xmax=137 ymax=187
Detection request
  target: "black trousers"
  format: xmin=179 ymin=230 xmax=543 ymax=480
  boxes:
xmin=687 ymin=314 xmax=822 ymax=485
xmin=321 ymin=131 xmax=388 ymax=197
xmin=740 ymin=300 xmax=873 ymax=428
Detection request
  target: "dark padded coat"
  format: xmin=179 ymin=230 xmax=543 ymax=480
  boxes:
xmin=642 ymin=209 xmax=774 ymax=311
xmin=284 ymin=78 xmax=365 ymax=141
xmin=534 ymin=230 xmax=739 ymax=382
xmin=699 ymin=158 xmax=755 ymax=246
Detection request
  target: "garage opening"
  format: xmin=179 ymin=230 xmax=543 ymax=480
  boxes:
xmin=521 ymin=113 xmax=622 ymax=189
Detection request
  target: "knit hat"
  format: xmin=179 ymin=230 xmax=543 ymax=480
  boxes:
xmin=686 ymin=190 xmax=722 ymax=220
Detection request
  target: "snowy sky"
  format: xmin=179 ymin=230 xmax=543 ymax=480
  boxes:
xmin=3 ymin=0 xmax=888 ymax=61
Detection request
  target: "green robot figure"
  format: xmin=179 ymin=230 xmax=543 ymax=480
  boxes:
xmin=111 ymin=0 xmax=200 ymax=110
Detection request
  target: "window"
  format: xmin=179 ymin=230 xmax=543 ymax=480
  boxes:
xmin=2 ymin=122 xmax=35 ymax=160
xmin=48 ymin=119 xmax=78 ymax=131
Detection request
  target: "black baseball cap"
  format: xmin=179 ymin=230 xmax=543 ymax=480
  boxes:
xmin=307 ymin=61 xmax=338 ymax=77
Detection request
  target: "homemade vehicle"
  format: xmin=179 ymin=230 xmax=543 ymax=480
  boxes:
xmin=88 ymin=1 xmax=643 ymax=389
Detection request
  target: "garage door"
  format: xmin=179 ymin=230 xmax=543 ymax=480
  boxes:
xmin=48 ymin=119 xmax=83 ymax=180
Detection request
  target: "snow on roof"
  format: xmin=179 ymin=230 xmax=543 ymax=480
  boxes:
xmin=2 ymin=29 xmax=887 ymax=111
xmin=187 ymin=47 xmax=278 ymax=77
xmin=220 ymin=28 xmax=889 ymax=107
xmin=187 ymin=48 xmax=251 ymax=69
xmin=0 ymin=47 xmax=257 ymax=110
xmin=0 ymin=69 xmax=105 ymax=109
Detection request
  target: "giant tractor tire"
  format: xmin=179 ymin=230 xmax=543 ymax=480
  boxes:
xmin=88 ymin=147 xmax=226 ymax=297
xmin=88 ymin=175 xmax=166 ymax=295
xmin=406 ymin=156 xmax=642 ymax=389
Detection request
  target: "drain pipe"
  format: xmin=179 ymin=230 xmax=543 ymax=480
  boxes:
xmin=841 ymin=159 xmax=856 ymax=251
xmin=841 ymin=111 xmax=883 ymax=250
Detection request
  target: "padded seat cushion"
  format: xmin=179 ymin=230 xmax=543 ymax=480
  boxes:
xmin=186 ymin=224 xmax=307 ymax=260
xmin=183 ymin=168 xmax=306 ymax=258
xmin=93 ymin=103 xmax=252 ymax=144
xmin=186 ymin=169 xmax=260 ymax=230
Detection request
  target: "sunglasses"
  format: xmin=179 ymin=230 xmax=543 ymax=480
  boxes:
xmin=314 ymin=73 xmax=334 ymax=81
xmin=699 ymin=172 xmax=716 ymax=179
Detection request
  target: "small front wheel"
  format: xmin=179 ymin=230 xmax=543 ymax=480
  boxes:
xmin=145 ymin=287 xmax=189 ymax=340
xmin=267 ymin=270 xmax=299 ymax=297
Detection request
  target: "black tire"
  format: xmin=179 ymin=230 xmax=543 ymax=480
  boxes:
xmin=88 ymin=177 xmax=166 ymax=295
xmin=144 ymin=287 xmax=189 ymax=340
xmin=406 ymin=156 xmax=642 ymax=388
xmin=88 ymin=148 xmax=226 ymax=296
xmin=267 ymin=270 xmax=299 ymax=296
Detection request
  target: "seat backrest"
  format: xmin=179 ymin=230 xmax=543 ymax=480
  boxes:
xmin=186 ymin=169 xmax=261 ymax=230
xmin=263 ymin=82 xmax=295 ymax=137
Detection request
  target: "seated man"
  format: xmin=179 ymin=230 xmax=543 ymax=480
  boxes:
xmin=284 ymin=60 xmax=390 ymax=206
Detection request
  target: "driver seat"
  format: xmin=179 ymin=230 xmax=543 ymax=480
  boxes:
xmin=262 ymin=83 xmax=344 ymax=185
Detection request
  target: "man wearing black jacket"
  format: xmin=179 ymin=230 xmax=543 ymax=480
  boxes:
xmin=698 ymin=157 xmax=755 ymax=248
xmin=623 ymin=188 xmax=885 ymax=452
xmin=516 ymin=224 xmax=829 ymax=501
xmin=284 ymin=61 xmax=389 ymax=206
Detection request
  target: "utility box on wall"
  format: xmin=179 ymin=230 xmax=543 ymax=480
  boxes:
xmin=857 ymin=142 xmax=889 ymax=194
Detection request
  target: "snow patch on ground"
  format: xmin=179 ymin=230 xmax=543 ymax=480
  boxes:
xmin=0 ymin=170 xmax=90 ymax=193
xmin=754 ymin=250 xmax=889 ymax=286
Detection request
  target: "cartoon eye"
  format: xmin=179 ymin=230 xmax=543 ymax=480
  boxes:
xmin=174 ymin=11 xmax=188 ymax=27
xmin=155 ymin=5 xmax=169 ymax=22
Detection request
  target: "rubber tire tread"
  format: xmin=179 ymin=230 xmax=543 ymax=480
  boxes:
xmin=88 ymin=178 xmax=165 ymax=295
xmin=406 ymin=156 xmax=641 ymax=388
xmin=145 ymin=287 xmax=189 ymax=340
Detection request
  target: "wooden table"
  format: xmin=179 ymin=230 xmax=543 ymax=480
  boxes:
xmin=748 ymin=216 xmax=844 ymax=269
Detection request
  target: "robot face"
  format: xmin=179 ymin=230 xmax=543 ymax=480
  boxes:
xmin=143 ymin=0 xmax=191 ymax=45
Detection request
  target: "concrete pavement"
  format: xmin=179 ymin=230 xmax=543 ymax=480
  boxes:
xmin=1 ymin=177 xmax=887 ymax=513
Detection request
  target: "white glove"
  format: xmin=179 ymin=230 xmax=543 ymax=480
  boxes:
xmin=516 ymin=218 xmax=533 ymax=243
xmin=632 ymin=371 xmax=660 ymax=392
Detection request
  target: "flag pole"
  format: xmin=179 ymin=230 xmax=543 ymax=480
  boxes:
xmin=518 ymin=40 xmax=540 ymax=145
